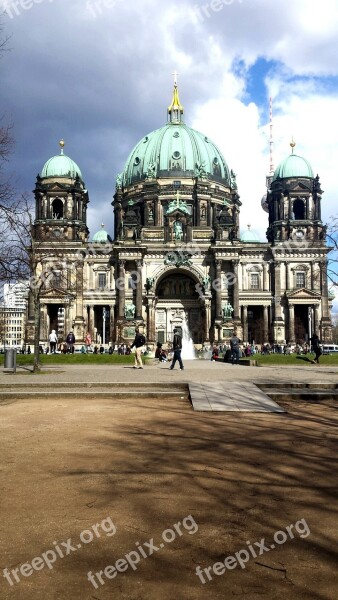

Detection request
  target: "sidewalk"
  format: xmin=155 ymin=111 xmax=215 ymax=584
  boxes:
xmin=2 ymin=359 xmax=338 ymax=386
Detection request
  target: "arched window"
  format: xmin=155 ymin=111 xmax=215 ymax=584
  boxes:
xmin=52 ymin=198 xmax=64 ymax=219
xmin=293 ymin=199 xmax=305 ymax=220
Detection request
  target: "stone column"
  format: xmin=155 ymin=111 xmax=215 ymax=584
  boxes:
xmin=232 ymin=260 xmax=240 ymax=320
xmin=274 ymin=263 xmax=283 ymax=320
xmin=89 ymin=306 xmax=94 ymax=337
xmin=320 ymin=262 xmax=330 ymax=318
xmin=263 ymin=305 xmax=269 ymax=342
xmin=40 ymin=304 xmax=47 ymax=340
xmin=147 ymin=297 xmax=156 ymax=341
xmin=109 ymin=304 xmax=115 ymax=342
xmin=242 ymin=305 xmax=248 ymax=342
xmin=263 ymin=263 xmax=269 ymax=291
xmin=215 ymin=260 xmax=222 ymax=320
xmin=204 ymin=297 xmax=211 ymax=342
xmin=118 ymin=260 xmax=125 ymax=318
xmin=285 ymin=262 xmax=291 ymax=291
xmin=314 ymin=304 xmax=320 ymax=333
xmin=288 ymin=303 xmax=295 ymax=343
xmin=136 ymin=260 xmax=143 ymax=319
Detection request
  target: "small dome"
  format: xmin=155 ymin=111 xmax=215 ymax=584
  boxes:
xmin=92 ymin=226 xmax=112 ymax=243
xmin=273 ymin=153 xmax=314 ymax=181
xmin=241 ymin=225 xmax=260 ymax=242
xmin=41 ymin=140 xmax=83 ymax=181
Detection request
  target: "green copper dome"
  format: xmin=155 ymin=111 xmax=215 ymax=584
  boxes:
xmin=41 ymin=140 xmax=83 ymax=181
xmin=121 ymin=83 xmax=230 ymax=187
xmin=92 ymin=227 xmax=112 ymax=243
xmin=241 ymin=225 xmax=261 ymax=242
xmin=273 ymin=153 xmax=314 ymax=181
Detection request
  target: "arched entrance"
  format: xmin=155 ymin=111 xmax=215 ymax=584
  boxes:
xmin=155 ymin=271 xmax=203 ymax=344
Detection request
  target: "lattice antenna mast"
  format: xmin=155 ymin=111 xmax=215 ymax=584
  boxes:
xmin=266 ymin=97 xmax=275 ymax=189
xmin=269 ymin=97 xmax=274 ymax=176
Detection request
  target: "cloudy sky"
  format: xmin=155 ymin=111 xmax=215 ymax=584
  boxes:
xmin=1 ymin=0 xmax=338 ymax=242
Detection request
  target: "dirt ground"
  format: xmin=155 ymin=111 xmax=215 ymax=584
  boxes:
xmin=0 ymin=393 xmax=337 ymax=600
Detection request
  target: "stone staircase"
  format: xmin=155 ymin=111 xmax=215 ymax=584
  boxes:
xmin=256 ymin=382 xmax=338 ymax=402
xmin=0 ymin=382 xmax=189 ymax=401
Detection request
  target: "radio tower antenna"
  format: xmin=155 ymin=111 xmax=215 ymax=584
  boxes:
xmin=269 ymin=96 xmax=274 ymax=176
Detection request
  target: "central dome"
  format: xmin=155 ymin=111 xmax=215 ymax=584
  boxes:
xmin=122 ymin=83 xmax=230 ymax=187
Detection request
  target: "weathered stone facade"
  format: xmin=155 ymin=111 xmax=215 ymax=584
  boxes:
xmin=27 ymin=88 xmax=332 ymax=347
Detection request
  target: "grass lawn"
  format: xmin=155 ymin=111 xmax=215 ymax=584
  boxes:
xmin=3 ymin=353 xmax=143 ymax=367
xmin=241 ymin=352 xmax=338 ymax=366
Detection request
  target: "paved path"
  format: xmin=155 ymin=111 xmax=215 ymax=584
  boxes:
xmin=189 ymin=381 xmax=285 ymax=412
xmin=2 ymin=359 xmax=338 ymax=387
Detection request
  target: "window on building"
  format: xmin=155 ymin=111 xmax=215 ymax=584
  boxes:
xmin=98 ymin=273 xmax=107 ymax=289
xmin=173 ymin=180 xmax=181 ymax=188
xmin=296 ymin=271 xmax=306 ymax=288
xmin=250 ymin=273 xmax=259 ymax=289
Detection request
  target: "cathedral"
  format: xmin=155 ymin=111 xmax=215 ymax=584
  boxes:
xmin=27 ymin=82 xmax=332 ymax=348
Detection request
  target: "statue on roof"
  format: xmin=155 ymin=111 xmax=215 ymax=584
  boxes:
xmin=230 ymin=169 xmax=237 ymax=190
xmin=146 ymin=162 xmax=156 ymax=180
xmin=116 ymin=173 xmax=123 ymax=190
xmin=194 ymin=161 xmax=207 ymax=180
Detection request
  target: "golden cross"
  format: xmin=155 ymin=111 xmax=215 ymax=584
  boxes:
xmin=172 ymin=70 xmax=179 ymax=86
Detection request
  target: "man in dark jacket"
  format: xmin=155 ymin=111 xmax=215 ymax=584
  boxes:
xmin=230 ymin=331 xmax=241 ymax=365
xmin=170 ymin=328 xmax=184 ymax=370
xmin=66 ymin=331 xmax=75 ymax=353
xmin=131 ymin=328 xmax=146 ymax=369
xmin=310 ymin=333 xmax=322 ymax=364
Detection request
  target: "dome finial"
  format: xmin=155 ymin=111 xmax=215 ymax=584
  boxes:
xmin=168 ymin=71 xmax=184 ymax=124
xmin=59 ymin=139 xmax=65 ymax=155
xmin=101 ymin=222 xmax=105 ymax=229
xmin=290 ymin=137 xmax=296 ymax=154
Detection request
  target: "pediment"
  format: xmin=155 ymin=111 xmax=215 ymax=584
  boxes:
xmin=44 ymin=182 xmax=69 ymax=192
xmin=286 ymin=288 xmax=321 ymax=300
xmin=288 ymin=181 xmax=312 ymax=193
xmin=41 ymin=288 xmax=72 ymax=299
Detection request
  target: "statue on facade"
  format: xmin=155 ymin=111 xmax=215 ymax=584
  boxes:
xmin=125 ymin=303 xmax=136 ymax=319
xmin=145 ymin=277 xmax=154 ymax=291
xmin=202 ymin=275 xmax=211 ymax=291
xmin=173 ymin=220 xmax=183 ymax=240
xmin=146 ymin=162 xmax=156 ymax=179
xmin=222 ymin=302 xmax=233 ymax=320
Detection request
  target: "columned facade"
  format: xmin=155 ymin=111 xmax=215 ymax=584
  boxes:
xmin=27 ymin=89 xmax=332 ymax=348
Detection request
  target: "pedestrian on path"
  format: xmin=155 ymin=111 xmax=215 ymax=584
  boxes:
xmin=170 ymin=328 xmax=184 ymax=370
xmin=310 ymin=333 xmax=322 ymax=364
xmin=131 ymin=328 xmax=146 ymax=369
xmin=230 ymin=331 xmax=241 ymax=365
xmin=49 ymin=329 xmax=58 ymax=354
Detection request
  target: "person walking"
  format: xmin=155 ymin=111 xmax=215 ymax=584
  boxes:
xmin=310 ymin=333 xmax=322 ymax=364
xmin=85 ymin=332 xmax=92 ymax=352
xmin=230 ymin=331 xmax=241 ymax=365
xmin=131 ymin=328 xmax=146 ymax=369
xmin=169 ymin=328 xmax=184 ymax=370
xmin=49 ymin=329 xmax=58 ymax=354
xmin=66 ymin=331 xmax=76 ymax=353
